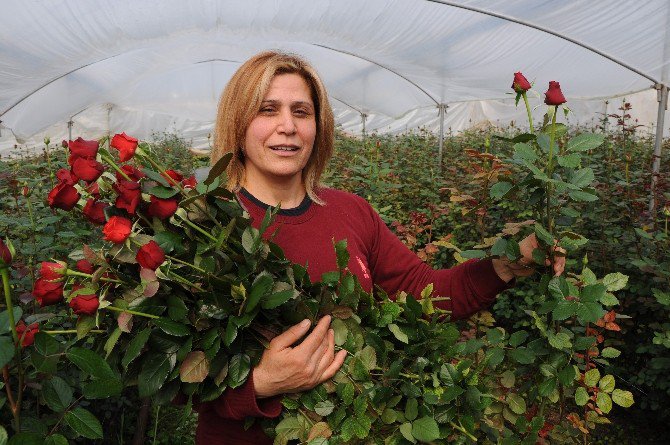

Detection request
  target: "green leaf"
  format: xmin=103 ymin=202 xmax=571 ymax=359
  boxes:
xmin=141 ymin=167 xmax=170 ymax=187
xmin=0 ymin=336 xmax=15 ymax=369
xmin=82 ymin=377 xmax=123 ymax=399
xmin=500 ymin=370 xmax=515 ymax=388
xmin=122 ymin=328 xmax=151 ymax=368
xmin=405 ymin=398 xmax=418 ymax=421
xmin=314 ymin=400 xmax=335 ymax=416
xmin=138 ymin=352 xmax=172 ymax=398
xmin=596 ymin=392 xmax=612 ymax=413
xmin=44 ymin=434 xmax=68 ymax=445
xmin=411 ymin=416 xmax=440 ymax=443
xmin=153 ymin=318 xmax=190 ymax=337
xmin=557 ymin=153 xmax=582 ymax=167
xmin=167 ymin=294 xmax=189 ymax=321
xmin=575 ymin=387 xmax=589 ymax=406
xmin=569 ymin=190 xmax=598 ymax=202
xmin=241 ymin=227 xmax=259 ymax=254
xmin=66 ymin=347 xmax=116 ymax=380
xmin=507 ymin=393 xmax=526 ymax=415
xmin=602 ymin=272 xmax=628 ymax=292
xmin=548 ymin=332 xmax=572 ymax=350
xmin=601 ymin=347 xmax=621 ymax=358
xmin=64 ymin=407 xmax=103 ymax=439
xmin=103 ymin=327 xmax=122 ymax=359
xmin=334 ymin=239 xmax=350 ymax=270
xmin=490 ymin=181 xmax=514 ymax=199
xmin=567 ymin=133 xmax=605 ymax=152
xmin=227 ymin=354 xmax=250 ymax=389
xmin=0 ymin=427 xmax=5 ymax=445
xmin=246 ymin=272 xmax=273 ymax=313
xmin=148 ymin=185 xmax=179 ymax=199
xmin=548 ymin=276 xmax=569 ymax=299
xmin=558 ymin=365 xmax=577 ymax=385
xmin=399 ymin=422 xmax=416 ymax=444
xmin=508 ymin=330 xmax=528 ymax=347
xmin=612 ymin=389 xmax=634 ymax=407
xmin=75 ymin=315 xmax=96 ymax=339
xmin=512 ymin=143 xmax=538 ymax=162
xmin=652 ymin=289 xmax=670 ymax=306
xmin=599 ymin=374 xmax=615 ymax=393
xmin=553 ymin=300 xmax=577 ymax=321
xmin=43 ymin=376 xmax=73 ymax=412
xmin=509 ymin=347 xmax=535 ymax=364
xmin=0 ymin=307 xmax=22 ymax=335
xmin=581 ymin=284 xmax=606 ymax=303
xmin=205 ymin=152 xmax=233 ymax=185
xmin=388 ymin=324 xmax=408 ymax=344
xmin=274 ymin=416 xmax=301 ymax=444
xmin=340 ymin=415 xmax=372 ymax=441
xmin=577 ymin=302 xmax=603 ymax=323
xmin=534 ymin=223 xmax=554 ymax=246
xmin=584 ymin=368 xmax=601 ymax=387
xmin=6 ymin=433 xmax=42 ymax=445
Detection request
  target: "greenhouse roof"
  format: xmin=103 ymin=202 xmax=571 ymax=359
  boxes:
xmin=1 ymin=0 xmax=668 ymax=153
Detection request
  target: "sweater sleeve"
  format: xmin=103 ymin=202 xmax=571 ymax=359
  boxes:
xmin=365 ymin=203 xmax=511 ymax=320
xmin=199 ymin=371 xmax=282 ymax=420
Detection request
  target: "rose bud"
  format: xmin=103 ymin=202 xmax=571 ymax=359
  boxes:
xmin=103 ymin=216 xmax=133 ymax=243
xmin=33 ymin=278 xmax=64 ymax=306
xmin=22 ymin=186 xmax=30 ymax=197
xmin=55 ymin=168 xmax=78 ymax=186
xmin=0 ymin=237 xmax=12 ymax=265
xmin=76 ymin=259 xmax=96 ymax=274
xmin=161 ymin=169 xmax=183 ymax=185
xmin=68 ymin=137 xmax=99 ymax=165
xmin=71 ymin=157 xmax=105 ymax=183
xmin=82 ymin=199 xmax=109 ymax=225
xmin=69 ymin=289 xmax=99 ymax=316
xmin=47 ymin=182 xmax=80 ymax=210
xmin=116 ymin=164 xmax=146 ymax=182
xmin=182 ymin=175 xmax=197 ymax=189
xmin=136 ymin=240 xmax=166 ymax=270
xmin=147 ymin=196 xmax=179 ymax=219
xmin=61 ymin=140 xmax=69 ymax=148
xmin=511 ymin=72 xmax=532 ymax=93
xmin=111 ymin=132 xmax=139 ymax=162
xmin=40 ymin=261 xmax=66 ymax=281
xmin=15 ymin=320 xmax=39 ymax=347
xmin=113 ymin=180 xmax=142 ymax=214
xmin=544 ymin=81 xmax=567 ymax=106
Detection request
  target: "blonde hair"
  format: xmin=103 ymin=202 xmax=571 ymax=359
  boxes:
xmin=211 ymin=51 xmax=334 ymax=204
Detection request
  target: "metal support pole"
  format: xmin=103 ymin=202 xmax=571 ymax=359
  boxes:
xmin=67 ymin=120 xmax=73 ymax=142
xmin=361 ymin=113 xmax=368 ymax=144
xmin=649 ymin=84 xmax=668 ymax=215
xmin=437 ymin=104 xmax=447 ymax=171
xmin=106 ymin=105 xmax=113 ymax=149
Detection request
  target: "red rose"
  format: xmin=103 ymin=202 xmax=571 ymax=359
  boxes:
xmin=68 ymin=137 xmax=99 ymax=165
xmin=117 ymin=165 xmax=146 ymax=182
xmin=15 ymin=320 xmax=39 ymax=347
xmin=76 ymin=259 xmax=96 ymax=274
xmin=103 ymin=216 xmax=132 ymax=243
xmin=33 ymin=278 xmax=64 ymax=306
xmin=47 ymin=182 xmax=80 ymax=210
xmin=113 ymin=180 xmax=142 ymax=214
xmin=161 ymin=170 xmax=183 ymax=185
xmin=56 ymin=168 xmax=78 ymax=185
xmin=182 ymin=175 xmax=197 ymax=189
xmin=82 ymin=199 xmax=108 ymax=225
xmin=136 ymin=240 xmax=165 ymax=270
xmin=111 ymin=132 xmax=138 ymax=162
xmin=69 ymin=288 xmax=99 ymax=316
xmin=544 ymin=81 xmax=567 ymax=106
xmin=0 ymin=237 xmax=11 ymax=265
xmin=71 ymin=157 xmax=104 ymax=182
xmin=511 ymin=72 xmax=531 ymax=93
xmin=147 ymin=196 xmax=178 ymax=219
xmin=40 ymin=261 xmax=66 ymax=281
xmin=87 ymin=182 xmax=101 ymax=199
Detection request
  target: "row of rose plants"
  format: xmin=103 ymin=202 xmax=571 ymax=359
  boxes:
xmin=0 ymin=75 xmax=634 ymax=445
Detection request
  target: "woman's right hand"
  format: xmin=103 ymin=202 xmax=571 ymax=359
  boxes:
xmin=252 ymin=315 xmax=347 ymax=398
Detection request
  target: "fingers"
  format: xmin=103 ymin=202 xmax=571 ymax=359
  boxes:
xmin=314 ymin=329 xmax=336 ymax=375
xmin=270 ymin=319 xmax=311 ymax=350
xmin=320 ymin=349 xmax=348 ymax=382
xmin=295 ymin=315 xmax=331 ymax=355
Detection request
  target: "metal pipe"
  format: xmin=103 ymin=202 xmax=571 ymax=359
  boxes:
xmin=361 ymin=113 xmax=368 ymax=143
xmin=67 ymin=120 xmax=73 ymax=142
xmin=649 ymin=84 xmax=668 ymax=215
xmin=438 ymin=104 xmax=447 ymax=171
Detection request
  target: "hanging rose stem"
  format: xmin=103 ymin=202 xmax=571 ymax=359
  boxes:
xmin=100 ymin=153 xmax=133 ymax=182
xmin=105 ymin=306 xmax=160 ymax=319
xmin=65 ymin=269 xmax=124 ymax=284
xmin=165 ymin=255 xmax=208 ymax=273
xmin=44 ymin=329 xmax=105 ymax=334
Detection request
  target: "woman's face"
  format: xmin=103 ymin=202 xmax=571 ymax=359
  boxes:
xmin=243 ymin=73 xmax=317 ymax=186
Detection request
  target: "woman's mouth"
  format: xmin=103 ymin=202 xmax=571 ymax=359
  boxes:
xmin=270 ymin=145 xmax=300 ymax=152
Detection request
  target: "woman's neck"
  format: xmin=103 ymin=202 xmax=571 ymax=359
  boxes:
xmin=242 ymin=173 xmax=306 ymax=209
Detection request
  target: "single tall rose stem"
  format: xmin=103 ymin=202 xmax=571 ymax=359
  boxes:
xmin=100 ymin=153 xmax=133 ymax=182
xmin=522 ymin=92 xmax=535 ymax=134
xmin=44 ymin=141 xmax=55 ymax=189
xmin=546 ymin=106 xmax=558 ymax=235
xmin=65 ymin=269 xmax=123 ymax=284
xmin=1 ymin=267 xmax=18 ymax=344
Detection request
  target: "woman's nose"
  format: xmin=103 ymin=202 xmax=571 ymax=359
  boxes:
xmin=277 ymin=109 xmax=297 ymax=134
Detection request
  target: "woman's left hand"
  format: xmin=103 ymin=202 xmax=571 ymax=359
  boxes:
xmin=491 ymin=233 xmax=566 ymax=282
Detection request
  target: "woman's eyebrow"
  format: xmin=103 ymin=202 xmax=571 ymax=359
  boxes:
xmin=261 ymin=99 xmax=314 ymax=108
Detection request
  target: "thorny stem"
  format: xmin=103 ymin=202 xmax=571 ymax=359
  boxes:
xmin=105 ymin=306 xmax=160 ymax=319
xmin=449 ymin=420 xmax=478 ymax=442
xmin=522 ymin=92 xmax=535 ymax=134
xmin=65 ymin=269 xmax=124 ymax=284
xmin=166 ymin=255 xmax=207 ymax=273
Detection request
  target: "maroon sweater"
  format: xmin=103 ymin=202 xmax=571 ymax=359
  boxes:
xmin=195 ymin=188 xmax=509 ymax=444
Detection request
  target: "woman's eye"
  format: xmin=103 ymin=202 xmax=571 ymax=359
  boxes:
xmin=260 ymin=107 xmax=275 ymax=113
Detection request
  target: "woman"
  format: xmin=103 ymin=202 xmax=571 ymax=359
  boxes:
xmin=196 ymin=51 xmax=564 ymax=444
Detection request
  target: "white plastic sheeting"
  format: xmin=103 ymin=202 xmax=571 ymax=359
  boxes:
xmin=1 ymin=0 xmax=668 ymax=155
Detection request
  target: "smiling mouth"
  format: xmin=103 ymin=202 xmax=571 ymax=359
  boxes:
xmin=270 ymin=145 xmax=300 ymax=152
